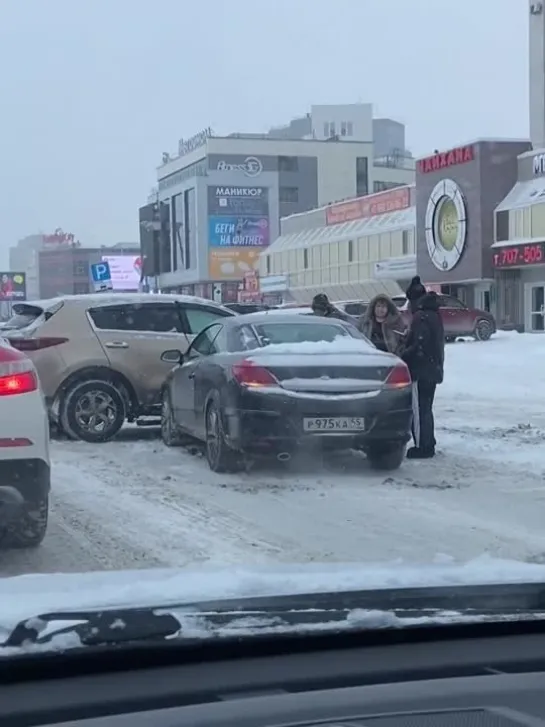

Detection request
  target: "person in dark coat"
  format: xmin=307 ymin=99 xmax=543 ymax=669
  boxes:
xmin=401 ymin=290 xmax=445 ymax=460
xmin=311 ymin=293 xmax=352 ymax=323
xmin=405 ymin=275 xmax=427 ymax=313
xmin=358 ymin=293 xmax=407 ymax=355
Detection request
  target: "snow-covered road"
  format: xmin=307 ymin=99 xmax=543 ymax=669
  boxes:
xmin=3 ymin=331 xmax=545 ymax=577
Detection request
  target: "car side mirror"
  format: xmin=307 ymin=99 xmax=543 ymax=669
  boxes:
xmin=161 ymin=349 xmax=183 ymax=364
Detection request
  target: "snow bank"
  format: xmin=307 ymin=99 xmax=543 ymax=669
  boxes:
xmin=443 ymin=330 xmax=545 ymax=416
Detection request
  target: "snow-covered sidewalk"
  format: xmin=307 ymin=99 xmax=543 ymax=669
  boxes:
xmin=3 ymin=331 xmax=545 ymax=576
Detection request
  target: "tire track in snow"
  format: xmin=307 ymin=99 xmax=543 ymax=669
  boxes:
xmin=9 ymin=414 xmax=545 ymax=574
xmin=52 ymin=446 xmax=315 ymax=565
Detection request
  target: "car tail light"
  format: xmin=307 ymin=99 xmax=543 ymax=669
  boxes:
xmin=0 ymin=438 xmax=32 ymax=447
xmin=232 ymin=359 xmax=279 ymax=388
xmin=385 ymin=363 xmax=412 ymax=388
xmin=8 ymin=337 xmax=68 ymax=352
xmin=0 ymin=345 xmax=38 ymax=396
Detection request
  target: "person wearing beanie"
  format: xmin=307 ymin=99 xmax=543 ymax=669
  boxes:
xmin=405 ymin=276 xmax=427 ymax=313
xmin=401 ymin=290 xmax=445 ymax=459
xmin=311 ymin=293 xmax=352 ymax=323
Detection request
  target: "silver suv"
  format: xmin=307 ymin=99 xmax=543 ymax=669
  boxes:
xmin=6 ymin=293 xmax=235 ymax=443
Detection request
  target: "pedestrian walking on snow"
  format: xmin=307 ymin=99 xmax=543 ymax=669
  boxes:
xmin=401 ymin=285 xmax=444 ymax=460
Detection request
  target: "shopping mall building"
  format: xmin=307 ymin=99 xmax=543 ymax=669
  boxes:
xmin=139 ymin=119 xmax=413 ymax=303
xmin=259 ymin=185 xmax=417 ymax=303
xmin=493 ymin=145 xmax=545 ymax=331
xmin=263 ymin=138 xmax=545 ymax=331
xmin=259 ymin=4 xmax=545 ymax=330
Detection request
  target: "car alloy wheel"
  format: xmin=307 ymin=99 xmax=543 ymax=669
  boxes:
xmin=61 ymin=379 xmax=126 ymax=443
xmin=475 ymin=318 xmax=493 ymax=341
xmin=205 ymin=404 xmax=221 ymax=468
xmin=161 ymin=392 xmax=182 ymax=447
xmin=205 ymin=402 xmax=241 ymax=473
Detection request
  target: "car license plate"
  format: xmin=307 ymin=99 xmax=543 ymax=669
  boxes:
xmin=303 ymin=417 xmax=365 ymax=432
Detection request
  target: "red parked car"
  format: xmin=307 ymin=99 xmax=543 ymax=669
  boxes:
xmin=391 ymin=294 xmax=496 ymax=342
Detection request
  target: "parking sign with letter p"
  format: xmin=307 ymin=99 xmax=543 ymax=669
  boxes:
xmin=90 ymin=261 xmax=113 ymax=291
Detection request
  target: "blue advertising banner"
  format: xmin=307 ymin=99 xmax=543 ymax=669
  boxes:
xmin=208 ymin=216 xmax=270 ymax=247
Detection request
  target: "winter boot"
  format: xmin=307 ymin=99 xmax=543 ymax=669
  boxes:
xmin=407 ymin=446 xmax=435 ymax=460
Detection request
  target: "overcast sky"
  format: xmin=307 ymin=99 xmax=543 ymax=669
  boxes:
xmin=0 ymin=0 xmax=527 ymax=265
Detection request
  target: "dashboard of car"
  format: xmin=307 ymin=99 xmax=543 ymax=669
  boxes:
xmin=4 ymin=625 xmax=545 ymax=726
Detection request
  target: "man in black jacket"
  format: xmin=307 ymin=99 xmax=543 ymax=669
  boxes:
xmin=401 ymin=290 xmax=444 ymax=460
xmin=311 ymin=293 xmax=353 ymax=323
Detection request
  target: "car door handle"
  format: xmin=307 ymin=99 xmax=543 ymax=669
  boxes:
xmin=188 ymin=372 xmax=195 ymax=379
xmin=104 ymin=341 xmax=129 ymax=349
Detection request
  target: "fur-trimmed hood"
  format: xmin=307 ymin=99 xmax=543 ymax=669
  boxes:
xmin=361 ymin=294 xmax=404 ymax=327
xmin=358 ymin=294 xmax=407 ymax=355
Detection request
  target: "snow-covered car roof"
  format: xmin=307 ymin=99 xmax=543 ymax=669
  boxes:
xmin=13 ymin=292 xmax=235 ymax=314
xmin=265 ymin=306 xmax=314 ymax=315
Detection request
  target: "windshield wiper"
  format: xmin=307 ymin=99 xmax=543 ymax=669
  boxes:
xmin=2 ymin=609 xmax=183 ymax=649
xmin=4 ymin=582 xmax=545 ymax=650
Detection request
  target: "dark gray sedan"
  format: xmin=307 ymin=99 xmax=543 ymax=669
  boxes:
xmin=159 ymin=312 xmax=413 ymax=473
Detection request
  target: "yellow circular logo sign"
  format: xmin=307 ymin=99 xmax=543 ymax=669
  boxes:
xmin=424 ymin=179 xmax=467 ymax=272
xmin=435 ymin=197 xmax=459 ymax=251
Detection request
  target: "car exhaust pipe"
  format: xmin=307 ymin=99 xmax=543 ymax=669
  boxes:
xmin=277 ymin=452 xmax=291 ymax=462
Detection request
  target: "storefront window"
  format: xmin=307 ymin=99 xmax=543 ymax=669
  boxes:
xmin=530 ymin=202 xmax=545 ymax=238
xmin=509 ymin=209 xmax=524 ymax=239
xmin=495 ymin=210 xmax=509 ymax=242
xmin=402 ymin=229 xmax=410 ymax=255
xmin=530 ymin=285 xmax=545 ymax=331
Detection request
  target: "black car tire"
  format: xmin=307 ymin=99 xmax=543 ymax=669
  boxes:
xmin=60 ymin=379 xmax=126 ymax=443
xmin=474 ymin=318 xmax=493 ymax=341
xmin=205 ymin=400 xmax=242 ymax=473
xmin=161 ymin=390 xmax=184 ymax=447
xmin=1 ymin=496 xmax=49 ymax=549
xmin=366 ymin=443 xmax=406 ymax=471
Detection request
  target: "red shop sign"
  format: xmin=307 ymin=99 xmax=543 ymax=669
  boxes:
xmin=417 ymin=145 xmax=474 ymax=174
xmin=325 ymin=186 xmax=410 ymax=226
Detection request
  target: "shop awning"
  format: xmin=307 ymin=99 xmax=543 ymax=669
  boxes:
xmin=491 ymin=237 xmax=540 ymax=249
xmin=495 ymin=178 xmax=545 ymax=212
xmin=267 ymin=206 xmax=416 ymax=253
xmin=286 ymin=279 xmax=404 ymax=305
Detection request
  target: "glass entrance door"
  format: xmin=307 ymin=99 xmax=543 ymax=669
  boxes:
xmin=526 ymin=284 xmax=545 ymax=332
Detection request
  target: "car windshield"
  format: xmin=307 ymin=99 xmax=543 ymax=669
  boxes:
xmin=0 ymin=2 xmax=540 ymax=665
